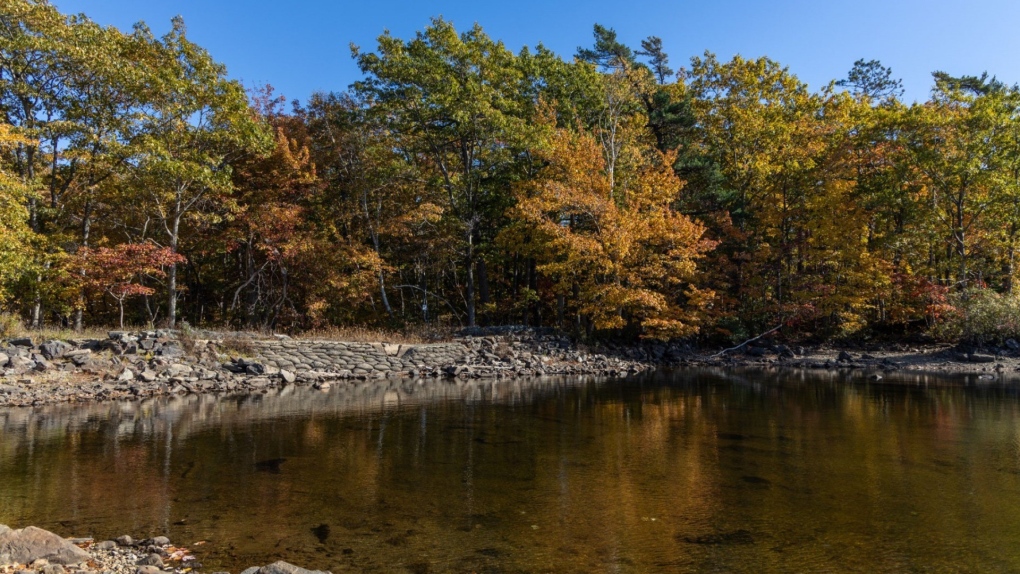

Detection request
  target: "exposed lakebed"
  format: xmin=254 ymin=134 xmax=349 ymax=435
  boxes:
xmin=3 ymin=370 xmax=1020 ymax=572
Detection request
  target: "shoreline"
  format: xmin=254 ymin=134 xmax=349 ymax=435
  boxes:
xmin=2 ymin=329 xmax=1019 ymax=408
xmin=0 ymin=525 xmax=325 ymax=574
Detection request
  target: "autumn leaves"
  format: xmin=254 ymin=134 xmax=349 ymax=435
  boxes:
xmin=4 ymin=4 xmax=1020 ymax=342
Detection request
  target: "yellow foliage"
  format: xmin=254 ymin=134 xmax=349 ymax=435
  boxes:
xmin=510 ymin=120 xmax=714 ymax=339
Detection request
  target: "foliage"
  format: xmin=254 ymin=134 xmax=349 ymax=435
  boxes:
xmin=7 ymin=2 xmax=1020 ymax=345
xmin=508 ymin=114 xmax=714 ymax=339
xmin=931 ymin=287 xmax=1020 ymax=344
xmin=74 ymin=242 xmax=186 ymax=327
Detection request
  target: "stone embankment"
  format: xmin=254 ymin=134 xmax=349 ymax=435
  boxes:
xmin=0 ymin=328 xmax=651 ymax=407
xmin=0 ymin=524 xmax=325 ymax=574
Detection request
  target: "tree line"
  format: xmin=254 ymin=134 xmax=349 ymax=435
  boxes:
xmin=4 ymin=0 xmax=1020 ymax=342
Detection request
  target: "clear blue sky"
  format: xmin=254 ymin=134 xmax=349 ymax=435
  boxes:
xmin=53 ymin=0 xmax=1020 ymax=104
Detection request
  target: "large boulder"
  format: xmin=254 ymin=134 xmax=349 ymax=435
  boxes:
xmin=0 ymin=525 xmax=90 ymax=565
xmin=242 ymin=561 xmax=329 ymax=574
xmin=39 ymin=340 xmax=73 ymax=360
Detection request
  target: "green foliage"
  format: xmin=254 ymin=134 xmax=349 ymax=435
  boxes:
xmin=8 ymin=3 xmax=1020 ymax=345
xmin=931 ymin=288 xmax=1020 ymax=344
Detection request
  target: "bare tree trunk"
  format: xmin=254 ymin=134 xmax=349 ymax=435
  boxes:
xmin=465 ymin=234 xmax=476 ymax=327
xmin=167 ymin=208 xmax=181 ymax=329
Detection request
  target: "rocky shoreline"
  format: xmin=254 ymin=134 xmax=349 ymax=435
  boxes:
xmin=3 ymin=328 xmax=1020 ymax=408
xmin=0 ymin=525 xmax=325 ymax=574
xmin=0 ymin=328 xmax=654 ymax=408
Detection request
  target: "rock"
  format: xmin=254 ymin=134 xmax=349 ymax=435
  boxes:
xmin=139 ymin=370 xmax=157 ymax=382
xmin=31 ymin=360 xmax=50 ymax=372
xmin=240 ymin=568 xmax=260 ymax=574
xmin=9 ymin=338 xmax=32 ymax=348
xmin=136 ymin=554 xmax=163 ymax=567
xmin=0 ymin=353 xmax=8 ymax=368
xmin=41 ymin=564 xmax=65 ymax=574
xmin=39 ymin=340 xmax=72 ymax=360
xmin=774 ymin=345 xmax=796 ymax=359
xmin=0 ymin=525 xmax=90 ymax=565
xmin=135 ymin=566 xmax=161 ymax=574
xmin=117 ymin=369 xmax=135 ymax=382
xmin=245 ymin=363 xmax=266 ymax=376
xmin=151 ymin=536 xmax=170 ymax=546
xmin=256 ymin=561 xmax=329 ymax=574
xmin=115 ymin=535 xmax=133 ymax=547
xmin=279 ymin=369 xmax=296 ymax=383
xmin=969 ymin=353 xmax=996 ymax=364
xmin=837 ymin=351 xmax=854 ymax=362
xmin=94 ymin=541 xmax=116 ymax=551
xmin=166 ymin=364 xmax=192 ymax=377
xmin=1007 ymin=339 xmax=1020 ymax=351
xmin=313 ymin=381 xmax=331 ymax=391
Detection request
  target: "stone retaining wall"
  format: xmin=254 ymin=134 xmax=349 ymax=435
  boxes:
xmin=251 ymin=340 xmax=469 ymax=375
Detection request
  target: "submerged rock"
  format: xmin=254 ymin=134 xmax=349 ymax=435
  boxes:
xmin=244 ymin=560 xmax=330 ymax=574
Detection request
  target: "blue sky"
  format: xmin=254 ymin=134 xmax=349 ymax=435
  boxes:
xmin=53 ymin=0 xmax=1020 ymax=104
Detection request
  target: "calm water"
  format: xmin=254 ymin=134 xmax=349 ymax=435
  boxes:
xmin=3 ymin=369 xmax=1020 ymax=573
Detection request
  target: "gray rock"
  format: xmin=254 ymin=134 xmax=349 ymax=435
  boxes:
xmin=151 ymin=536 xmax=170 ymax=546
xmin=240 ymin=568 xmax=260 ymax=574
xmin=9 ymin=338 xmax=33 ymax=348
xmin=136 ymin=554 xmax=163 ymax=567
xmin=970 ymin=353 xmax=996 ymax=363
xmin=166 ymin=364 xmax=192 ymax=377
xmin=135 ymin=566 xmax=161 ymax=574
xmin=115 ymin=535 xmax=133 ymax=547
xmin=774 ymin=345 xmax=796 ymax=359
xmin=117 ymin=369 xmax=135 ymax=382
xmin=39 ymin=340 xmax=72 ymax=360
xmin=245 ymin=363 xmax=266 ymax=375
xmin=0 ymin=353 xmax=8 ymax=368
xmin=0 ymin=525 xmax=90 ymax=565
xmin=1007 ymin=339 xmax=1020 ymax=351
xmin=838 ymin=351 xmax=854 ymax=362
xmin=139 ymin=370 xmax=157 ymax=382
xmin=94 ymin=541 xmax=116 ymax=551
xmin=41 ymin=564 xmax=66 ymax=574
xmin=257 ymin=561 xmax=329 ymax=574
xmin=279 ymin=369 xmax=296 ymax=383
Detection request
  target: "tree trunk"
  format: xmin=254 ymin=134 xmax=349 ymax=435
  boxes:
xmin=465 ymin=235 xmax=476 ymax=327
xmin=167 ymin=208 xmax=181 ymax=329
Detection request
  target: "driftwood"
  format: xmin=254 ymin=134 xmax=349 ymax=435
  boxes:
xmin=710 ymin=325 xmax=783 ymax=358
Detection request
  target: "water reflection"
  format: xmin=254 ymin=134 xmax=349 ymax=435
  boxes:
xmin=2 ymin=370 xmax=1020 ymax=573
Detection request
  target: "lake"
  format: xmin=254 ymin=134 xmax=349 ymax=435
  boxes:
xmin=3 ymin=369 xmax=1020 ymax=573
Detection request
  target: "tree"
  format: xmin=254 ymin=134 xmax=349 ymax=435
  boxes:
xmin=837 ymin=59 xmax=904 ymax=103
xmin=636 ymin=36 xmax=673 ymax=84
xmin=509 ymin=114 xmax=714 ymax=339
xmin=75 ymin=242 xmax=186 ymax=328
xmin=132 ymin=17 xmax=270 ymax=328
xmin=352 ymin=18 xmax=535 ymax=326
xmin=0 ymin=124 xmax=34 ymax=305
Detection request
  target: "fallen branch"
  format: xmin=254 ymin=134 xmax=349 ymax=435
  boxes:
xmin=710 ymin=324 xmax=783 ymax=358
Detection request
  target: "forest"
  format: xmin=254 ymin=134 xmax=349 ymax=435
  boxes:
xmin=3 ymin=0 xmax=1020 ymax=344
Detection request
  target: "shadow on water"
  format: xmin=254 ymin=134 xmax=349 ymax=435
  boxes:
xmin=3 ymin=369 xmax=1020 ymax=572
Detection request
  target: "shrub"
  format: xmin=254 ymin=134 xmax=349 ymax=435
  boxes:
xmin=931 ymin=287 xmax=1020 ymax=344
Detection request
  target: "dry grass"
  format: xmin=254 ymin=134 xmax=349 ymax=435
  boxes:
xmin=295 ymin=325 xmax=454 ymax=344
xmin=0 ymin=312 xmax=455 ymax=346
xmin=0 ymin=314 xmax=114 ymax=342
